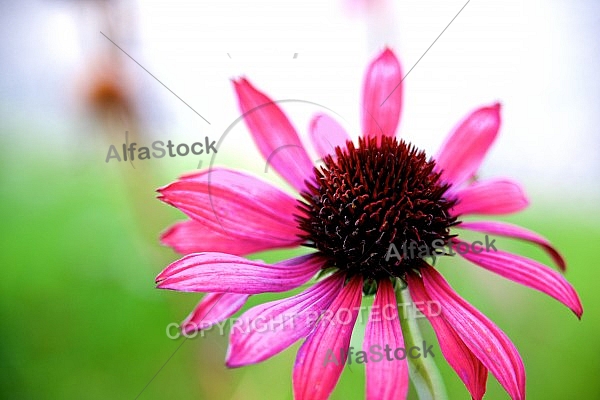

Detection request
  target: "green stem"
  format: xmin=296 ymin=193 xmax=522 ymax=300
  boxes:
xmin=397 ymin=286 xmax=448 ymax=400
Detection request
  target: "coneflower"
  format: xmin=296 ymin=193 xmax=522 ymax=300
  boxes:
xmin=156 ymin=48 xmax=582 ymax=400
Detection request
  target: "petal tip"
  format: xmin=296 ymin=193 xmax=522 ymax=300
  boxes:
xmin=159 ymin=225 xmax=176 ymax=247
xmin=374 ymin=47 xmax=400 ymax=68
xmin=224 ymin=356 xmax=242 ymax=369
xmin=233 ymin=76 xmax=251 ymax=88
xmin=225 ymin=361 xmax=243 ymax=369
xmin=380 ymin=47 xmax=396 ymax=58
xmin=224 ymin=345 xmax=246 ymax=369
xmin=155 ymin=184 xmax=169 ymax=193
xmin=155 ymin=271 xmax=166 ymax=283
xmin=479 ymin=102 xmax=501 ymax=122
xmin=231 ymin=77 xmax=249 ymax=92
xmin=157 ymin=196 xmax=174 ymax=207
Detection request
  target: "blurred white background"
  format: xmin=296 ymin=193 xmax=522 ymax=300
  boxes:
xmin=1 ymin=0 xmax=598 ymax=200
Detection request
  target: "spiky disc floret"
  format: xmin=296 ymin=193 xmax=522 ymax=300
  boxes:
xmin=296 ymin=136 xmax=458 ymax=280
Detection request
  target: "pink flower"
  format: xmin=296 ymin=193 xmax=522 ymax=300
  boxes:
xmin=156 ymin=48 xmax=582 ymax=400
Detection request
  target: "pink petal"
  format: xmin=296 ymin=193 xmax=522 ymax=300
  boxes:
xmin=451 ymin=179 xmax=529 ymax=216
xmin=233 ymin=78 xmax=314 ymax=192
xmin=293 ymin=276 xmax=363 ymax=400
xmin=408 ymin=274 xmax=487 ymax=400
xmin=454 ymin=240 xmax=582 ymax=318
xmin=309 ymin=113 xmax=351 ymax=159
xmin=434 ymin=104 xmax=501 ymax=188
xmin=181 ymin=292 xmax=249 ymax=335
xmin=161 ymin=220 xmax=293 ymax=256
xmin=419 ymin=266 xmax=526 ymax=400
xmin=157 ymin=167 xmax=302 ymax=247
xmin=156 ymin=253 xmax=324 ymax=294
xmin=363 ymin=279 xmax=409 ymax=400
xmin=361 ymin=48 xmax=403 ymax=141
xmin=458 ymin=220 xmax=566 ymax=271
xmin=226 ymin=273 xmax=345 ymax=367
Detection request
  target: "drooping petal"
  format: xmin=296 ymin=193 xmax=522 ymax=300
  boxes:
xmin=157 ymin=168 xmax=302 ymax=247
xmin=408 ymin=273 xmax=487 ymax=400
xmin=458 ymin=220 xmax=566 ymax=271
xmin=451 ymin=179 xmax=529 ymax=216
xmin=233 ymin=78 xmax=314 ymax=192
xmin=293 ymin=276 xmax=363 ymax=400
xmin=309 ymin=113 xmax=351 ymax=159
xmin=226 ymin=273 xmax=345 ymax=367
xmin=361 ymin=48 xmax=403 ymax=141
xmin=181 ymin=292 xmax=249 ymax=335
xmin=419 ymin=266 xmax=526 ymax=400
xmin=156 ymin=253 xmax=324 ymax=294
xmin=161 ymin=220 xmax=292 ymax=256
xmin=363 ymin=279 xmax=409 ymax=400
xmin=434 ymin=104 xmax=501 ymax=188
xmin=453 ymin=240 xmax=582 ymax=318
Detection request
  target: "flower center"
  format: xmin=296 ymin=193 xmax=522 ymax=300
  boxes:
xmin=296 ymin=136 xmax=457 ymax=280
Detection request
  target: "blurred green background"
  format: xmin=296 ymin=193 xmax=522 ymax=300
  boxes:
xmin=1 ymin=122 xmax=598 ymax=399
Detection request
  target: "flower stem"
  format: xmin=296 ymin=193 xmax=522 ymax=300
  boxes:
xmin=396 ymin=286 xmax=448 ymax=400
